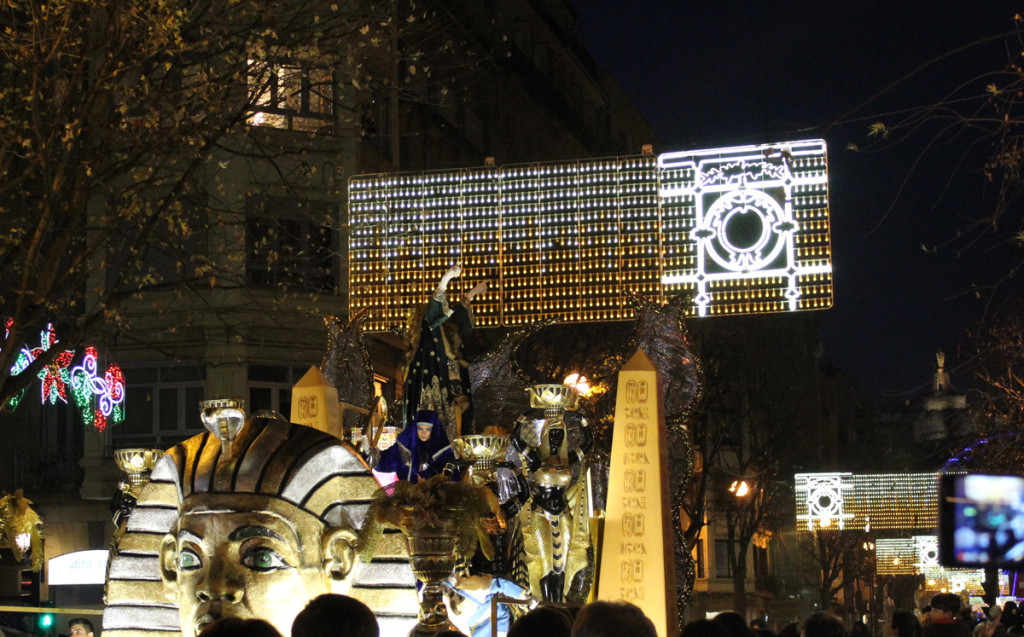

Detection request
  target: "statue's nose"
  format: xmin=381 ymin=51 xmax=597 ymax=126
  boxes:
xmin=196 ymin=566 xmax=243 ymax=604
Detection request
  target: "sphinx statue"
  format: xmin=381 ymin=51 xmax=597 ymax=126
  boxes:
xmin=103 ymin=403 xmax=418 ymax=637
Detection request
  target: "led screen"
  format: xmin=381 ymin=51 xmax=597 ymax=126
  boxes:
xmin=348 ymin=140 xmax=832 ymax=331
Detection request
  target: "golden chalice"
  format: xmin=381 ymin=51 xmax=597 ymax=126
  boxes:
xmin=452 ymin=434 xmax=510 ymax=484
xmin=527 ymin=384 xmax=579 ymax=411
xmin=360 ymin=477 xmax=493 ymax=636
xmin=397 ymin=507 xmax=461 ymax=636
xmin=114 ymin=448 xmax=164 ymax=496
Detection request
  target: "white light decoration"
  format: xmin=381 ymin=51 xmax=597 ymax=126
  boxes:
xmin=657 ymin=140 xmax=832 ymax=316
xmin=873 ymin=537 xmax=1009 ymax=592
xmin=795 ymin=473 xmax=853 ymax=531
xmin=347 ymin=141 xmax=833 ymax=331
xmin=916 ymin=535 xmax=940 ymax=569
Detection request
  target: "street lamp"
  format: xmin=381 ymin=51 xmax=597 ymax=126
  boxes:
xmin=730 ymin=480 xmax=751 ymax=497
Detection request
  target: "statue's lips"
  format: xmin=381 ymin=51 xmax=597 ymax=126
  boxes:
xmin=194 ymin=601 xmax=224 ymax=634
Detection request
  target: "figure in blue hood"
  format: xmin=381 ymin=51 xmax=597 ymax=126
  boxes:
xmin=375 ymin=410 xmax=456 ymax=483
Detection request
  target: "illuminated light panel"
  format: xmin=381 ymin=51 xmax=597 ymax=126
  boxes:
xmin=875 ymin=536 xmax=1008 ymax=593
xmin=795 ymin=473 xmax=940 ymax=532
xmin=347 ymin=141 xmax=832 ymax=331
xmin=875 ymin=538 xmax=919 ymax=576
xmin=795 ymin=473 xmax=853 ymax=531
xmin=658 ymin=141 xmax=831 ymax=316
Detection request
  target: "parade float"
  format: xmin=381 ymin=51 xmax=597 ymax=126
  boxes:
xmin=102 ymin=139 xmax=832 ymax=637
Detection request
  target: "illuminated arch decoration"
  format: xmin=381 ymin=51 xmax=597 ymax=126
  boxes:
xmin=348 ymin=140 xmax=832 ymax=331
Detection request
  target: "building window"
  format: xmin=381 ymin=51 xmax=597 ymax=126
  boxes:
xmin=248 ymin=59 xmax=335 ymax=133
xmin=694 ymin=538 xmax=706 ymax=580
xmin=714 ymin=539 xmax=733 ymax=579
xmin=115 ymin=365 xmax=206 ymax=448
xmin=246 ymin=197 xmax=337 ymax=293
xmin=753 ymin=545 xmax=769 ymax=588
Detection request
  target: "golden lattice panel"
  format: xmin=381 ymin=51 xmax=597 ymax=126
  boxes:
xmin=795 ymin=473 xmax=940 ymax=532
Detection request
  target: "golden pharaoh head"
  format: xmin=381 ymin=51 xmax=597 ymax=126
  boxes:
xmin=103 ymin=416 xmax=415 ymax=637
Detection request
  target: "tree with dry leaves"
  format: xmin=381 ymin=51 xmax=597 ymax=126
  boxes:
xmin=0 ymin=0 xmax=501 ymax=411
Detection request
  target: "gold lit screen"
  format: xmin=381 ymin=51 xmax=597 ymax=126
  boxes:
xmin=794 ymin=472 xmax=940 ymax=533
xmin=348 ymin=140 xmax=832 ymax=331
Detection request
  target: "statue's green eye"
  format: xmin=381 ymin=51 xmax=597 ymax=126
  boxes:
xmin=241 ymin=547 xmax=290 ymax=572
xmin=179 ymin=549 xmax=201 ymax=571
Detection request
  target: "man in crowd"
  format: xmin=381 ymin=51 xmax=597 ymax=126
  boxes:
xmin=923 ymin=593 xmax=972 ymax=637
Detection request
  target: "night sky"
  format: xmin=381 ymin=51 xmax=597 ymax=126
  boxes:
xmin=570 ymin=1 xmax=1021 ymax=403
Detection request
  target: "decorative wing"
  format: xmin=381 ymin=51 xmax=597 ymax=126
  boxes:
xmin=467 ymin=320 xmax=554 ymax=434
xmin=320 ymin=310 xmax=376 ymax=431
xmin=623 ymin=293 xmax=703 ymax=425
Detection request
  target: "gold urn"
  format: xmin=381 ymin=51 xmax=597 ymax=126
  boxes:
xmin=527 ymin=384 xmax=579 ymax=411
xmin=397 ymin=507 xmax=461 ymax=636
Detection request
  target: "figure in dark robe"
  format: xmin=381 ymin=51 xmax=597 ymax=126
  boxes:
xmin=402 ymin=263 xmax=487 ymax=437
xmin=375 ymin=410 xmax=457 ymax=483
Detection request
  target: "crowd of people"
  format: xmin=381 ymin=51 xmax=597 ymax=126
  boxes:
xmin=185 ymin=595 xmax=659 ymax=637
xmin=676 ymin=593 xmax=1024 ymax=637
xmin=39 ymin=590 xmax=1024 ymax=637
xmin=179 ymin=590 xmax=1024 ymax=637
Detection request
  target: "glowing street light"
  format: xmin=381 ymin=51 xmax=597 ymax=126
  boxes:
xmin=729 ymin=480 xmax=751 ymax=498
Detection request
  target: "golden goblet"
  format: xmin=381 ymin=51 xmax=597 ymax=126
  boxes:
xmin=113 ymin=448 xmax=164 ymax=495
xmin=527 ymin=384 xmax=579 ymax=411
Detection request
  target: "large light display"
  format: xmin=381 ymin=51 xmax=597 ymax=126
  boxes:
xmin=794 ymin=474 xmax=1008 ymax=593
xmin=794 ymin=472 xmax=940 ymax=532
xmin=875 ymin=535 xmax=1007 ymax=594
xmin=348 ymin=140 xmax=832 ymax=331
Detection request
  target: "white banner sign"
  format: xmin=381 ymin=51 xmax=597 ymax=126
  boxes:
xmin=49 ymin=549 xmax=109 ymax=585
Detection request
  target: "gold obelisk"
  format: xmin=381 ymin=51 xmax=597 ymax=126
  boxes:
xmin=597 ymin=348 xmax=678 ymax=636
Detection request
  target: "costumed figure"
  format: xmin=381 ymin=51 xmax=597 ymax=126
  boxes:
xmin=375 ymin=409 xmax=457 ymax=483
xmin=451 ymin=429 xmax=531 ymax=585
xmin=511 ymin=384 xmax=594 ymax=603
xmin=103 ymin=401 xmax=420 ymax=637
xmin=403 ymin=263 xmax=488 ymax=438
